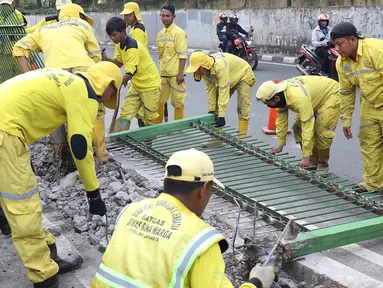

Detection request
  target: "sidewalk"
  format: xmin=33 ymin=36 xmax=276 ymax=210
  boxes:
xmin=99 ymin=41 xmax=300 ymax=65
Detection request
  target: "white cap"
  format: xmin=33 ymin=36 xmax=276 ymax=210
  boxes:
xmin=165 ymin=148 xmax=225 ymax=189
xmin=0 ymin=0 xmax=13 ymax=5
xmin=56 ymin=0 xmax=72 ymax=10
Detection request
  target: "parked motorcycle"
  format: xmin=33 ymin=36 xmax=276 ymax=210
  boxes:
xmin=296 ymin=43 xmax=339 ymax=81
xmin=219 ymin=26 xmax=258 ymax=70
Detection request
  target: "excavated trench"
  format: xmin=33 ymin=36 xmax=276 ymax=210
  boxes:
xmin=29 ymin=139 xmax=343 ymax=288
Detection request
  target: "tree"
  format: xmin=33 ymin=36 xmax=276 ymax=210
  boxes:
xmin=36 ymin=0 xmax=42 ymax=8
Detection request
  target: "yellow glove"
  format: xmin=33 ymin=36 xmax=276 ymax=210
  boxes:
xmin=249 ymin=264 xmax=275 ymax=288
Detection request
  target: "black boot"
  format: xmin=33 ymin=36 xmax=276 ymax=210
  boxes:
xmin=0 ymin=208 xmax=11 ymax=236
xmin=48 ymin=243 xmax=83 ymax=274
xmin=33 ymin=274 xmax=58 ymax=288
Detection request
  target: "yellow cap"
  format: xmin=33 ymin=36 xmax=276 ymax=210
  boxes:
xmin=59 ymin=3 xmax=94 ymax=26
xmin=256 ymin=80 xmax=287 ymax=103
xmin=0 ymin=0 xmax=13 ymax=5
xmin=76 ymin=62 xmax=122 ymax=110
xmin=120 ymin=2 xmax=142 ymax=22
xmin=55 ymin=0 xmax=72 ymax=10
xmin=185 ymin=52 xmax=214 ymax=74
xmin=165 ymin=149 xmax=225 ymax=189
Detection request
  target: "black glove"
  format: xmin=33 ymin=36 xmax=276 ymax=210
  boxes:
xmin=216 ymin=117 xmax=226 ymax=127
xmin=86 ymin=189 xmax=106 ymax=216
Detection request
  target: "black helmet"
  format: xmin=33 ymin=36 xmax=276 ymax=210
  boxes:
xmin=229 ymin=14 xmax=238 ymax=24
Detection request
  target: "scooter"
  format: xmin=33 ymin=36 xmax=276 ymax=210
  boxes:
xmin=219 ymin=26 xmax=258 ymax=70
xmin=296 ymin=43 xmax=339 ymax=81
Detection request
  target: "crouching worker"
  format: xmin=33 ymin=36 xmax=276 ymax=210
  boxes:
xmin=90 ymin=148 xmax=275 ymax=288
xmin=256 ymin=76 xmax=340 ymax=171
xmin=0 ymin=62 xmax=122 ymax=288
xmin=103 ymin=17 xmax=161 ymax=132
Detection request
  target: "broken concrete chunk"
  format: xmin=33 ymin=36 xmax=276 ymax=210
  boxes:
xmin=114 ymin=191 xmax=131 ymax=206
xmin=109 ymin=181 xmax=123 ymax=193
xmin=60 ymin=171 xmax=78 ymax=188
xmin=73 ymin=215 xmax=89 ymax=233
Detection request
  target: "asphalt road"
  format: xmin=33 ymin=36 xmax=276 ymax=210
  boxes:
xmin=104 ymin=48 xmax=363 ymax=186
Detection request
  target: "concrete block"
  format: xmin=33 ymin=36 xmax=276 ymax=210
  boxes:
xmin=262 ymin=55 xmax=273 ymax=61
xmin=283 ymin=57 xmax=297 ymax=64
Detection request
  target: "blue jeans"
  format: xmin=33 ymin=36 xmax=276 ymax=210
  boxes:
xmin=218 ymin=34 xmax=227 ymax=51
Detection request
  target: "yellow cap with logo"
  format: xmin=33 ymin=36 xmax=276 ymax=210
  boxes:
xmin=165 ymin=148 xmax=225 ymax=189
xmin=256 ymin=80 xmax=287 ymax=103
xmin=76 ymin=62 xmax=122 ymax=110
xmin=120 ymin=2 xmax=142 ymax=22
xmin=59 ymin=3 xmax=94 ymax=26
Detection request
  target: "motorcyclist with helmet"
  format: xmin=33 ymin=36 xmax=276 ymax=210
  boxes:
xmin=312 ymin=13 xmax=333 ymax=75
xmin=226 ymin=14 xmax=249 ymax=53
xmin=217 ymin=12 xmax=228 ymax=51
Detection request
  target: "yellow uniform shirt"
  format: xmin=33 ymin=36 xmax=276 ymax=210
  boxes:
xmin=276 ymin=76 xmax=340 ymax=157
xmin=90 ymin=193 xmax=258 ymax=288
xmin=201 ymin=53 xmax=254 ymax=117
xmin=25 ymin=15 xmax=58 ymax=34
xmin=336 ymin=38 xmax=383 ymax=127
xmin=13 ymin=17 xmax=101 ymax=69
xmin=114 ymin=35 xmax=160 ymax=92
xmin=157 ymin=23 xmax=187 ymax=77
xmin=129 ymin=22 xmax=148 ymax=50
xmin=0 ymin=69 xmax=100 ymax=191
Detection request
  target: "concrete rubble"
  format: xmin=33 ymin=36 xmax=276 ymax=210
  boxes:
xmin=30 ymin=139 xmax=316 ymax=287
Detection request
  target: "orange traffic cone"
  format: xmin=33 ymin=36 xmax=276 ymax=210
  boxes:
xmin=262 ymin=79 xmax=292 ymax=135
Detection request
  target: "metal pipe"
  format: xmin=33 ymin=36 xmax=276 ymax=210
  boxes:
xmin=274 ymin=196 xmax=347 ymax=210
xmin=253 ymin=188 xmax=328 ymax=202
xmin=226 ymin=174 xmax=297 ymax=187
xmin=286 ymin=201 xmax=351 ymax=216
xmin=218 ymin=166 xmax=282 ymax=180
xmin=296 ymin=205 xmax=363 ymax=220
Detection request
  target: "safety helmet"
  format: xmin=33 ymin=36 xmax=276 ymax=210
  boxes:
xmin=229 ymin=14 xmax=238 ymax=24
xmin=219 ymin=12 xmax=227 ymax=23
xmin=318 ymin=13 xmax=329 ymax=24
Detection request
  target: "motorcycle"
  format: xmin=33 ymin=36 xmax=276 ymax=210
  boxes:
xmin=296 ymin=43 xmax=339 ymax=81
xmin=219 ymin=26 xmax=258 ymax=70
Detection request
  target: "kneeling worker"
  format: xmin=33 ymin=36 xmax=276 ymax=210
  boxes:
xmin=90 ymin=148 xmax=275 ymax=288
xmin=0 ymin=62 xmax=121 ymax=287
xmin=103 ymin=17 xmax=161 ymax=131
xmin=256 ymin=76 xmax=340 ymax=171
xmin=186 ymin=52 xmax=256 ymax=136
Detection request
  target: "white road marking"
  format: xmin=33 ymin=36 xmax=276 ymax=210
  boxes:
xmin=342 ymin=243 xmax=383 ymax=268
xmin=258 ymin=61 xmax=296 ymax=67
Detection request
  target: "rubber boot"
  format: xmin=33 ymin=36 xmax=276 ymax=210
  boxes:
xmin=33 ymin=274 xmax=58 ymax=288
xmin=164 ymin=103 xmax=169 ymax=122
xmin=137 ymin=119 xmax=145 ymax=128
xmin=93 ymin=119 xmax=114 ymax=162
xmin=238 ymin=119 xmax=249 ymax=139
xmin=155 ymin=104 xmax=165 ymax=124
xmin=113 ymin=117 xmax=131 ymax=133
xmin=317 ymin=148 xmax=330 ymax=172
xmin=305 ymin=147 xmax=318 ymax=171
xmin=48 ymin=243 xmax=83 ymax=274
xmin=174 ymin=107 xmax=184 ymax=120
xmin=0 ymin=208 xmax=11 ymax=236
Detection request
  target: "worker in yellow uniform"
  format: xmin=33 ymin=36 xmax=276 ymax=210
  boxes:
xmin=121 ymin=2 xmax=148 ymax=49
xmin=156 ymin=3 xmax=188 ymax=123
xmin=120 ymin=1 xmax=148 ymax=127
xmin=331 ymin=22 xmax=383 ymax=192
xmin=256 ymin=76 xmax=340 ymax=170
xmin=186 ymin=51 xmax=256 ymax=135
xmin=12 ymin=4 xmax=113 ymax=163
xmin=90 ymin=148 xmax=275 ymax=288
xmin=0 ymin=0 xmax=29 ymax=27
xmin=103 ymin=17 xmax=160 ymax=132
xmin=25 ymin=0 xmax=72 ymax=34
xmin=0 ymin=61 xmax=122 ymax=288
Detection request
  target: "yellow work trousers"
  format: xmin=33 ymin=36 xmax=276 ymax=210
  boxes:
xmin=292 ymin=103 xmax=340 ymax=160
xmin=0 ymin=131 xmax=58 ymax=283
xmin=358 ymin=101 xmax=383 ymax=191
xmin=230 ymin=80 xmax=253 ymax=121
xmin=159 ymin=76 xmax=186 ymax=108
xmin=120 ymin=86 xmax=160 ymax=126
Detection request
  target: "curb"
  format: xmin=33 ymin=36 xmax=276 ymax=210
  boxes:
xmin=99 ymin=41 xmax=299 ymax=65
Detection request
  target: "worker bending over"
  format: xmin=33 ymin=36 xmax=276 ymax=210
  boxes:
xmin=256 ymin=76 xmax=340 ymax=171
xmin=104 ymin=17 xmax=161 ymax=132
xmin=0 ymin=62 xmax=121 ymax=288
xmin=156 ymin=4 xmax=188 ymax=123
xmin=12 ymin=4 xmax=113 ymax=163
xmin=186 ymin=52 xmax=256 ymax=135
xmin=332 ymin=22 xmax=383 ymax=193
xmin=90 ymin=148 xmax=275 ymax=288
